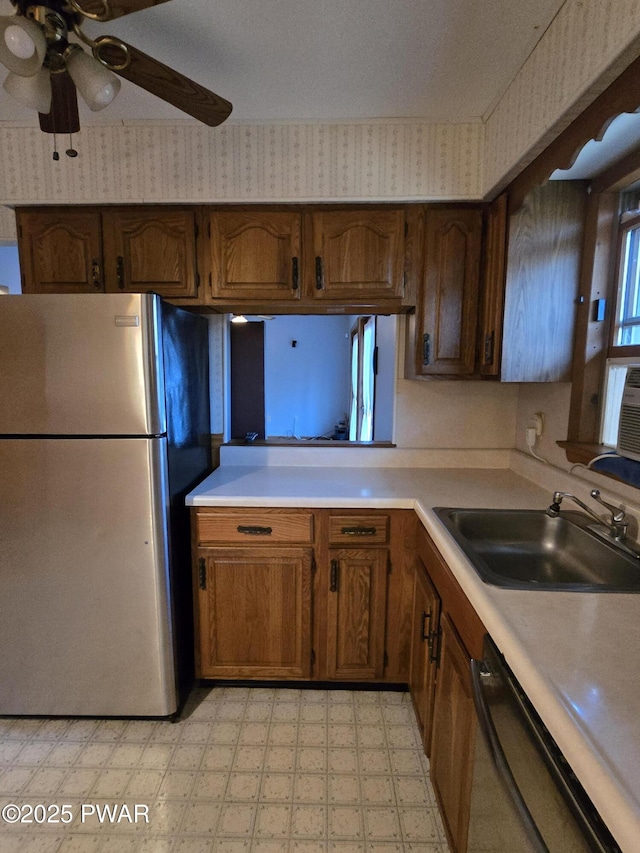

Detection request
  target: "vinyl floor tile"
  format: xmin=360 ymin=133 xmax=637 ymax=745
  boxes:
xmin=0 ymin=688 xmax=450 ymax=852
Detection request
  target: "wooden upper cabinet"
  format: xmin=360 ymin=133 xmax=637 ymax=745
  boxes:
xmin=307 ymin=209 xmax=405 ymax=302
xmin=17 ymin=209 xmax=103 ymax=294
xmin=207 ymin=210 xmax=302 ymax=302
xmin=501 ymin=181 xmax=587 ymax=382
xmin=479 ymin=194 xmax=508 ymax=377
xmin=102 ymin=208 xmax=198 ymax=299
xmin=416 ymin=207 xmax=483 ymax=377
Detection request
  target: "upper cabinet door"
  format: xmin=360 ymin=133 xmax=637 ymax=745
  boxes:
xmin=308 ymin=209 xmax=405 ymax=302
xmin=479 ymin=194 xmax=508 ymax=377
xmin=17 ymin=209 xmax=103 ymax=294
xmin=416 ymin=208 xmax=483 ymax=377
xmin=102 ymin=208 xmax=197 ymax=298
xmin=207 ymin=211 xmax=302 ymax=302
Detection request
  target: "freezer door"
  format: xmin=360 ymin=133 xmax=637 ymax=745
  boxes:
xmin=0 ymin=438 xmax=178 ymax=716
xmin=0 ymin=294 xmax=165 ymax=435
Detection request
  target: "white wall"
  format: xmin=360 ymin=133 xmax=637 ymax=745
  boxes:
xmin=394 ymin=378 xmax=519 ymax=449
xmin=514 ymin=383 xmax=573 ymax=469
xmin=264 ymin=315 xmax=353 ymax=439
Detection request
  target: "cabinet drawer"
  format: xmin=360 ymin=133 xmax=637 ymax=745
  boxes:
xmin=329 ymin=515 xmax=389 ymax=545
xmin=196 ymin=510 xmax=314 ymax=544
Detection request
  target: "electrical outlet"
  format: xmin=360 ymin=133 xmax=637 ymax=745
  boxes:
xmin=530 ymin=412 xmax=544 ymax=437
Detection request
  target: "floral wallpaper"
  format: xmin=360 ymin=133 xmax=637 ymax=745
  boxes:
xmin=483 ymin=0 xmax=640 ymax=194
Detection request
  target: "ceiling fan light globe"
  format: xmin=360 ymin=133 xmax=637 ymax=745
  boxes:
xmin=66 ymin=48 xmax=120 ymax=111
xmin=3 ymin=66 xmax=51 ymax=113
xmin=0 ymin=16 xmax=47 ymax=76
xmin=4 ymin=24 xmax=35 ymax=59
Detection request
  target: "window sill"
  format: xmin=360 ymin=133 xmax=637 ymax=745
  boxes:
xmin=557 ymin=441 xmax=611 ymax=466
xmin=558 ymin=441 xmax=640 ymax=488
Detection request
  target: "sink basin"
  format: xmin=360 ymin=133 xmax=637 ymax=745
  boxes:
xmin=434 ymin=508 xmax=640 ymax=591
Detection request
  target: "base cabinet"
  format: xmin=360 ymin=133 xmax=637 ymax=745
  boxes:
xmin=409 ymin=525 xmax=486 ymax=853
xmin=430 ymin=613 xmax=476 ymax=853
xmin=192 ymin=507 xmax=414 ymax=683
xmin=408 ymin=560 xmax=440 ymax=752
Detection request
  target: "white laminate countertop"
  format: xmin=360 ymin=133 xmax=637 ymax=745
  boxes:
xmin=187 ymin=464 xmax=640 ymax=852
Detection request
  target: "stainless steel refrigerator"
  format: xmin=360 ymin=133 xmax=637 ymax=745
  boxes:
xmin=0 ymin=293 xmax=211 ymax=717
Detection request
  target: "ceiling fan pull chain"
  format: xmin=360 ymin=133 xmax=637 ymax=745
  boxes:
xmin=66 ymin=134 xmax=78 ymax=158
xmin=52 ymin=133 xmax=59 ymax=161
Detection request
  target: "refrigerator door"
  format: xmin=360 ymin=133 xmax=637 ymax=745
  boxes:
xmin=0 ymin=293 xmax=165 ymax=436
xmin=0 ymin=437 xmax=178 ymax=716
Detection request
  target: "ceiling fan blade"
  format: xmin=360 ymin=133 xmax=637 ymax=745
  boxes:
xmin=38 ymin=72 xmax=80 ymax=135
xmin=94 ymin=37 xmax=232 ymax=126
xmin=69 ymin=0 xmax=173 ymax=22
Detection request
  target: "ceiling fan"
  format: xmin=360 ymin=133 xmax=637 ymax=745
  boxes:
xmin=0 ymin=0 xmax=232 ymax=157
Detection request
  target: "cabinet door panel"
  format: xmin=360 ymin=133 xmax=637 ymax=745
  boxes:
xmin=501 ymin=182 xmax=586 ymax=381
xmin=326 ymin=548 xmax=387 ymax=679
xmin=479 ymin=193 xmax=508 ymax=376
xmin=430 ymin=613 xmax=476 ymax=853
xmin=409 ymin=560 xmax=440 ymax=753
xmin=309 ymin=210 xmax=404 ymax=301
xmin=209 ymin=211 xmax=302 ymax=301
xmin=417 ymin=208 xmax=482 ymax=376
xmin=103 ymin=208 xmax=197 ymax=298
xmin=197 ymin=547 xmax=312 ymax=679
xmin=17 ymin=209 xmax=103 ymax=294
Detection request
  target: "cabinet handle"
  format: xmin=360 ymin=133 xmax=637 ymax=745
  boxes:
xmin=116 ymin=255 xmax=125 ymax=289
xmin=420 ymin=608 xmax=432 ymax=642
xmin=422 ymin=333 xmax=430 ymax=366
xmin=429 ymin=624 xmax=442 ymax=665
xmin=91 ymin=258 xmax=102 ymax=290
xmin=292 ymin=256 xmax=299 ymax=290
xmin=340 ymin=525 xmax=377 ymax=536
xmin=198 ymin=557 xmax=207 ymax=590
xmin=315 ymin=256 xmax=324 ymax=290
xmin=484 ymin=331 xmax=495 ymax=365
xmin=330 ymin=559 xmax=339 ymax=592
xmin=237 ymin=525 xmax=273 ymax=536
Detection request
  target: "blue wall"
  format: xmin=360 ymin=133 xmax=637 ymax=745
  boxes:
xmin=0 ymin=245 xmax=21 ymax=293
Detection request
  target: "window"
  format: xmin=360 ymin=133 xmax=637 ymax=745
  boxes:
xmin=349 ymin=316 xmax=376 ymax=442
xmin=600 ymin=189 xmax=640 ymax=447
xmin=613 ymin=210 xmax=640 ymax=346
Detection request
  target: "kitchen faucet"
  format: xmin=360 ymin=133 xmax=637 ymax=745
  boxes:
xmin=547 ymin=489 xmax=629 ymax=541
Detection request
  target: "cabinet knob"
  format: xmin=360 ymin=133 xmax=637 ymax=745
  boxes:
xmin=422 ymin=333 xmax=430 ymax=366
xmin=116 ymin=256 xmax=125 ymax=289
xmin=330 ymin=559 xmax=339 ymax=592
xmin=91 ymin=258 xmax=102 ymax=291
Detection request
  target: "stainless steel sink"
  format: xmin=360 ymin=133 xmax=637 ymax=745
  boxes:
xmin=435 ymin=507 xmax=640 ymax=591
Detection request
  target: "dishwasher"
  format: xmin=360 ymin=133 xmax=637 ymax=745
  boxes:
xmin=467 ymin=636 xmax=621 ymax=853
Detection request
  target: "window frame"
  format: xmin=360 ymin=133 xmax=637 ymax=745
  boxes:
xmin=609 ymin=210 xmax=640 ymax=354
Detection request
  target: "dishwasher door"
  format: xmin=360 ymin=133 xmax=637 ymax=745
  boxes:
xmin=467 ymin=637 xmax=620 ymax=853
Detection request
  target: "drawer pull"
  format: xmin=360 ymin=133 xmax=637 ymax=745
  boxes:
xmin=341 ymin=525 xmax=377 ymax=536
xmin=237 ymin=525 xmax=273 ymax=536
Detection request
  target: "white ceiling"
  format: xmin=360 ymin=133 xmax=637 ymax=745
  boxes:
xmin=0 ymin=0 xmax=565 ymax=125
